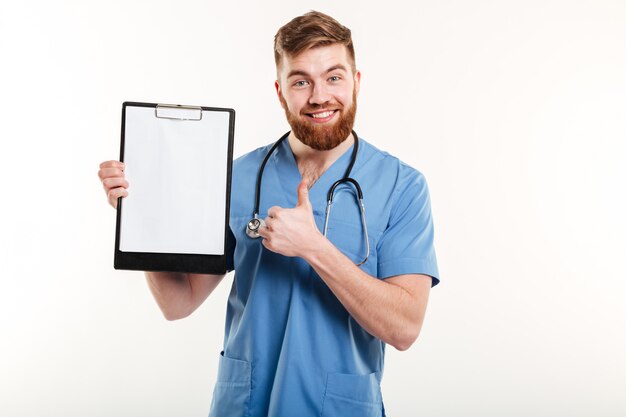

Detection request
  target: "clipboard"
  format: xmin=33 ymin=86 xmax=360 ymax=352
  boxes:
xmin=114 ymin=101 xmax=235 ymax=274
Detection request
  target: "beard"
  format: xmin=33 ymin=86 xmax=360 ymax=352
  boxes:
xmin=281 ymin=89 xmax=357 ymax=151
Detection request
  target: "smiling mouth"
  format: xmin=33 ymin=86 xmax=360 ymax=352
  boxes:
xmin=305 ymin=109 xmax=338 ymax=122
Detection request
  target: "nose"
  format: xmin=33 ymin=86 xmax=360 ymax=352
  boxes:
xmin=309 ymin=82 xmax=331 ymax=106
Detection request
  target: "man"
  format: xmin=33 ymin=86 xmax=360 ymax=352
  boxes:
xmin=98 ymin=11 xmax=439 ymax=417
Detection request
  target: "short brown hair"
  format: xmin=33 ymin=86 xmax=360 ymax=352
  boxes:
xmin=274 ymin=11 xmax=356 ymax=72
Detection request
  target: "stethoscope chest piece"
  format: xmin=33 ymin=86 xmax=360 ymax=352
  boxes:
xmin=246 ymin=217 xmax=266 ymax=239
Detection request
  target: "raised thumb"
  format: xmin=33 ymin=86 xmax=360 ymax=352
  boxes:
xmin=296 ymin=179 xmax=310 ymax=207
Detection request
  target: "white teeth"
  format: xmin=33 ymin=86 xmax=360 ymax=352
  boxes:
xmin=311 ymin=111 xmax=334 ymax=118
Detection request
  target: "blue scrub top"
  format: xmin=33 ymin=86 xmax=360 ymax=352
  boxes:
xmin=209 ymin=137 xmax=439 ymax=417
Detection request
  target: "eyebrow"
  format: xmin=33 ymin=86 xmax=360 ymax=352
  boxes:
xmin=286 ymin=64 xmax=349 ymax=79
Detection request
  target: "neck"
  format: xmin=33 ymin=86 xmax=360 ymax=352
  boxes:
xmin=288 ymin=131 xmax=354 ymax=188
xmin=288 ymin=131 xmax=354 ymax=166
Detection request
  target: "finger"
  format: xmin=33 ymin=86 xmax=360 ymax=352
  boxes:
xmin=257 ymin=226 xmax=270 ymax=239
xmin=99 ymin=160 xmax=125 ymax=170
xmin=261 ymin=238 xmax=275 ymax=252
xmin=102 ymin=177 xmax=129 ymax=192
xmin=296 ymin=179 xmax=310 ymax=208
xmin=258 ymin=218 xmax=272 ymax=237
xmin=107 ymin=187 xmax=128 ymax=209
xmin=267 ymin=206 xmax=282 ymax=219
xmin=98 ymin=167 xmax=126 ymax=180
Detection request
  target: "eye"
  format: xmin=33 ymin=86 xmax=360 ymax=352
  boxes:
xmin=329 ymin=75 xmax=341 ymax=82
xmin=294 ymin=80 xmax=309 ymax=87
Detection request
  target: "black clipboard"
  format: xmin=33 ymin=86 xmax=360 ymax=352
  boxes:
xmin=114 ymin=101 xmax=235 ymax=274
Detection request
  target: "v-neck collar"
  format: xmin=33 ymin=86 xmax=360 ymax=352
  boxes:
xmin=268 ymin=137 xmax=357 ymax=214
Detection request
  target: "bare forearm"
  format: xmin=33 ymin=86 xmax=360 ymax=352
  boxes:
xmin=145 ymin=271 xmax=191 ymax=320
xmin=144 ymin=271 xmax=225 ymax=320
xmin=304 ymin=239 xmax=429 ymax=350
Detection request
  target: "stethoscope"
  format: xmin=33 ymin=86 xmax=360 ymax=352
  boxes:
xmin=246 ymin=131 xmax=370 ymax=266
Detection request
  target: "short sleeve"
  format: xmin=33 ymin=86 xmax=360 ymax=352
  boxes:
xmin=376 ymin=169 xmax=439 ymax=286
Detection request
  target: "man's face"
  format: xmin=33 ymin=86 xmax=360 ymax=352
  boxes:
xmin=275 ymin=44 xmax=361 ymax=151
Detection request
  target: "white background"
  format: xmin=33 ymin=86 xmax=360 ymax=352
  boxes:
xmin=1 ymin=1 xmax=625 ymax=416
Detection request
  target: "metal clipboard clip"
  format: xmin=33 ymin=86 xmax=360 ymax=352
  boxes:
xmin=155 ymin=103 xmax=203 ymax=121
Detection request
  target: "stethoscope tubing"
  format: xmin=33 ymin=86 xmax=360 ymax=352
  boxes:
xmin=323 ymin=179 xmax=370 ymax=266
xmin=248 ymin=130 xmax=369 ymax=265
xmin=253 ymin=132 xmax=290 ymax=220
xmin=252 ymin=130 xmax=359 ymax=219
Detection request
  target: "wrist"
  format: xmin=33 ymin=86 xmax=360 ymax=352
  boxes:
xmin=301 ymin=232 xmax=333 ymax=265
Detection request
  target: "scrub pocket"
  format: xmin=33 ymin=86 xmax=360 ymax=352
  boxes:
xmin=326 ymin=220 xmax=371 ymax=265
xmin=321 ymin=371 xmax=383 ymax=417
xmin=208 ymin=352 xmax=251 ymax=417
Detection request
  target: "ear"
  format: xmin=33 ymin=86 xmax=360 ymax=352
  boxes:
xmin=354 ymin=70 xmax=362 ymax=97
xmin=275 ymin=80 xmax=286 ymax=109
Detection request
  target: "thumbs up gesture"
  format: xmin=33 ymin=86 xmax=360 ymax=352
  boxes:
xmin=258 ymin=179 xmax=324 ymax=258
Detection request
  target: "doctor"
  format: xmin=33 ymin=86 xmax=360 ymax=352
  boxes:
xmin=98 ymin=11 xmax=438 ymax=417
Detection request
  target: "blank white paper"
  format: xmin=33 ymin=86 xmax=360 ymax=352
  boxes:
xmin=119 ymin=106 xmax=230 ymax=255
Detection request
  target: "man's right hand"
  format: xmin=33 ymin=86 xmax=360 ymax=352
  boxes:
xmin=98 ymin=160 xmax=128 ymax=209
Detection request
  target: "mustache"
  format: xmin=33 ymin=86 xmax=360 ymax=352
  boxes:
xmin=300 ymin=103 xmax=343 ymax=113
